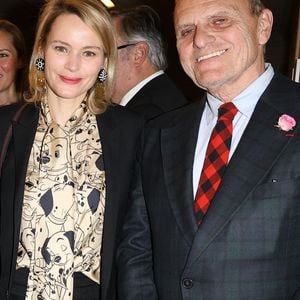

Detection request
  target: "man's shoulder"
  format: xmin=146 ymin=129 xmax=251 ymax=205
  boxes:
xmin=99 ymin=103 xmax=144 ymax=129
xmin=137 ymin=73 xmax=187 ymax=102
xmin=269 ymin=72 xmax=300 ymax=93
xmin=146 ymin=100 xmax=204 ymax=129
xmin=145 ymin=73 xmax=184 ymax=94
xmin=263 ymin=72 xmax=300 ymax=110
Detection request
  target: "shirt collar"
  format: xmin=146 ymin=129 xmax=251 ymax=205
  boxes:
xmin=206 ymin=63 xmax=274 ymax=123
xmin=40 ymin=98 xmax=89 ymax=129
xmin=120 ymin=70 xmax=164 ymax=106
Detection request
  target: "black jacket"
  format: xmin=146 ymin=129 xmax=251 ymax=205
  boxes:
xmin=0 ymin=103 xmax=143 ymax=300
xmin=125 ymin=73 xmax=188 ymax=120
xmin=117 ymin=73 xmax=300 ymax=299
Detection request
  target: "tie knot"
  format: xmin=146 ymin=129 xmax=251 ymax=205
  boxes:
xmin=218 ymin=102 xmax=238 ymax=121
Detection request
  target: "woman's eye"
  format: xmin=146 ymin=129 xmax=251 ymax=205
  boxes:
xmin=83 ymin=51 xmax=96 ymax=57
xmin=54 ymin=46 xmax=68 ymax=53
xmin=0 ymin=52 xmax=9 ymax=58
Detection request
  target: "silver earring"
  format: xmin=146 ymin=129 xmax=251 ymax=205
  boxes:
xmin=98 ymin=68 xmax=107 ymax=83
xmin=35 ymin=57 xmax=45 ymax=71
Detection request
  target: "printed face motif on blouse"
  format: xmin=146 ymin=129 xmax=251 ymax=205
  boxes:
xmin=17 ymin=99 xmax=106 ymax=299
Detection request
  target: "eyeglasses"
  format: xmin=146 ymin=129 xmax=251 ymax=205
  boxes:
xmin=117 ymin=42 xmax=139 ymax=50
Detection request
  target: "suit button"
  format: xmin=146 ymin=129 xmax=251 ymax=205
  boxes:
xmin=182 ymin=278 xmax=193 ymax=289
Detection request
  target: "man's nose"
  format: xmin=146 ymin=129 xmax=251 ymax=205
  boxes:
xmin=193 ymin=26 xmax=216 ymax=48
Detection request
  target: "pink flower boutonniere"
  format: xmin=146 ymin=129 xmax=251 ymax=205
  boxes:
xmin=275 ymin=114 xmax=296 ymax=132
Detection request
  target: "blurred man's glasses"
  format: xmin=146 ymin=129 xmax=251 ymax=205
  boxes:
xmin=117 ymin=43 xmax=139 ymax=50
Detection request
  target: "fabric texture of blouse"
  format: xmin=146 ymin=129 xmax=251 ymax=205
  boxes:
xmin=16 ymin=99 xmax=106 ymax=299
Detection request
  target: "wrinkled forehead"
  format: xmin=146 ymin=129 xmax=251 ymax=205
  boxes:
xmin=175 ymin=0 xmax=250 ymax=14
xmin=174 ymin=0 xmax=251 ymax=24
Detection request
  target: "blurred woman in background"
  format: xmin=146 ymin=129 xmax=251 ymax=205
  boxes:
xmin=0 ymin=19 xmax=27 ymax=106
xmin=0 ymin=0 xmax=143 ymax=299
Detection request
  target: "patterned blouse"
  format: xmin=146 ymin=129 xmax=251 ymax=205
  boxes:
xmin=17 ymin=99 xmax=106 ymax=299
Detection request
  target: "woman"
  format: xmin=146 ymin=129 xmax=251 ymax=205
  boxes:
xmin=0 ymin=0 xmax=143 ymax=299
xmin=0 ymin=19 xmax=27 ymax=106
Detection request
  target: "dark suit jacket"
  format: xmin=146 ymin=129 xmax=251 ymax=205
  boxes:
xmin=125 ymin=73 xmax=188 ymax=120
xmin=0 ymin=103 xmax=143 ymax=300
xmin=117 ymin=73 xmax=300 ymax=300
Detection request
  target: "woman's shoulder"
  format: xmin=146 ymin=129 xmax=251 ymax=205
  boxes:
xmin=0 ymin=103 xmax=24 ymax=147
xmin=0 ymin=102 xmax=37 ymax=121
xmin=0 ymin=102 xmax=21 ymax=112
xmin=0 ymin=103 xmax=23 ymax=122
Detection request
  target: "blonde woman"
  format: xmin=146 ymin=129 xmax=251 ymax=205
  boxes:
xmin=0 ymin=0 xmax=143 ymax=299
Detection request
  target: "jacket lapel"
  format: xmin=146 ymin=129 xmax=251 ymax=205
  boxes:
xmin=161 ymin=101 xmax=205 ymax=245
xmin=12 ymin=104 xmax=39 ymax=256
xmin=185 ymin=78 xmax=299 ymax=267
xmin=97 ymin=110 xmax=120 ymax=243
xmin=96 ymin=108 xmax=120 ymax=299
xmin=13 ymin=106 xmax=39 ymax=179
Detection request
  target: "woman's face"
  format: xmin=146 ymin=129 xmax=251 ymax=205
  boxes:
xmin=43 ymin=13 xmax=106 ymax=106
xmin=0 ymin=31 xmax=19 ymax=96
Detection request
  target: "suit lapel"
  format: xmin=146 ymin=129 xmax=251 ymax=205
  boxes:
xmin=97 ymin=110 xmax=120 ymax=242
xmin=161 ymin=101 xmax=205 ymax=245
xmin=185 ymin=80 xmax=299 ymax=267
xmin=96 ymin=108 xmax=120 ymax=299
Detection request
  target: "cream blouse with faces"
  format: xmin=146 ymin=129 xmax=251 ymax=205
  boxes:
xmin=17 ymin=99 xmax=106 ymax=299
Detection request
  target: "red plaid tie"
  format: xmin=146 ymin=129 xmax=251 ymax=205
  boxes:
xmin=194 ymin=102 xmax=238 ymax=224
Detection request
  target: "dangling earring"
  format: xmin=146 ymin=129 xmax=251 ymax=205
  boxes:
xmin=34 ymin=57 xmax=46 ymax=92
xmin=95 ymin=68 xmax=107 ymax=101
xmin=35 ymin=57 xmax=45 ymax=71
xmin=98 ymin=68 xmax=107 ymax=83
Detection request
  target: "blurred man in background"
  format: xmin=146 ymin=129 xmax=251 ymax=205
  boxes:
xmin=110 ymin=5 xmax=187 ymax=120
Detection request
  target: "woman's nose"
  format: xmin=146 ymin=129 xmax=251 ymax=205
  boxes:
xmin=64 ymin=53 xmax=80 ymax=72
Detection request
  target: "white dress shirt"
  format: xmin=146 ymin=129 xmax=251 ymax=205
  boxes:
xmin=193 ymin=64 xmax=275 ymax=197
xmin=120 ymin=70 xmax=164 ymax=106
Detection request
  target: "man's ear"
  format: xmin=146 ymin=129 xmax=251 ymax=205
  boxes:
xmin=257 ymin=8 xmax=273 ymax=45
xmin=133 ymin=42 xmax=149 ymax=66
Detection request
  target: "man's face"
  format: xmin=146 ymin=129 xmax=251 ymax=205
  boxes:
xmin=174 ymin=0 xmax=272 ymax=99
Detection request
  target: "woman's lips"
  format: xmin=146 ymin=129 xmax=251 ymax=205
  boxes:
xmin=59 ymin=75 xmax=82 ymax=84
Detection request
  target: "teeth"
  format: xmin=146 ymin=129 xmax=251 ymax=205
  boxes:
xmin=197 ymin=49 xmax=226 ymax=62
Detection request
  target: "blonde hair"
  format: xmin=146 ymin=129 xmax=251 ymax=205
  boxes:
xmin=25 ymin=0 xmax=117 ymax=114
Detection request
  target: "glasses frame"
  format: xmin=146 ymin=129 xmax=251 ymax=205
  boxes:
xmin=117 ymin=42 xmax=140 ymax=50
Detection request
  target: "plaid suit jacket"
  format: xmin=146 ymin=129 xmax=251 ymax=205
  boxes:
xmin=117 ymin=72 xmax=300 ymax=300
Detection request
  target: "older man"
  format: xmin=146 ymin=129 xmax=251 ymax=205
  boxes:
xmin=117 ymin=0 xmax=300 ymax=299
xmin=110 ymin=5 xmax=187 ymax=120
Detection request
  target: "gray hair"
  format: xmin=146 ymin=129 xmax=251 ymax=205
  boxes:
xmin=110 ymin=5 xmax=168 ymax=70
xmin=249 ymin=0 xmax=265 ymax=16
